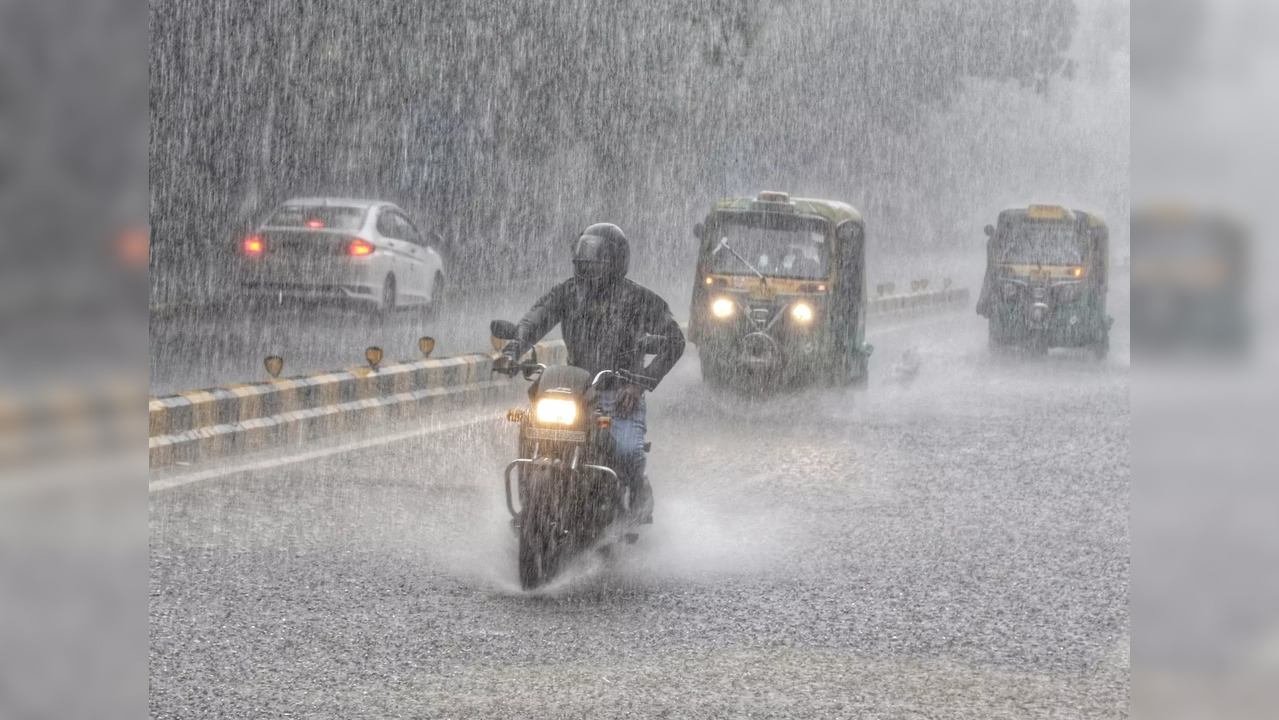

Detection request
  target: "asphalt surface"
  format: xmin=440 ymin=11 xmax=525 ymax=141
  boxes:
xmin=149 ymin=302 xmax=1130 ymax=718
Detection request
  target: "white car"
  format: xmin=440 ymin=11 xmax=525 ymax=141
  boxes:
xmin=237 ymin=198 xmax=446 ymax=313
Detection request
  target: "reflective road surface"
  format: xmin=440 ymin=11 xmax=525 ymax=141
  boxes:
xmin=150 ymin=303 xmax=1129 ymax=719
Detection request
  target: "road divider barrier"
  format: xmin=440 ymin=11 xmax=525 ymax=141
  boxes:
xmin=149 ymin=285 xmax=968 ymax=469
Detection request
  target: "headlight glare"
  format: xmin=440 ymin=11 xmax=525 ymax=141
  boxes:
xmin=791 ymin=302 xmax=814 ymax=323
xmin=711 ymin=298 xmax=734 ymax=318
xmin=534 ymin=398 xmax=578 ymax=425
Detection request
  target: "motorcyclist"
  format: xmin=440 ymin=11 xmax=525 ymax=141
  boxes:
xmin=493 ymin=223 xmax=685 ymax=523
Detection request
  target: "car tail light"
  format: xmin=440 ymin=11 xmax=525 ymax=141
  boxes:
xmin=305 ymin=219 xmax=324 ymax=229
xmin=347 ymin=238 xmax=374 ymax=256
xmin=243 ymin=236 xmax=264 ymax=255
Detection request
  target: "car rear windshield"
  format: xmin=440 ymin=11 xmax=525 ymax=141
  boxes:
xmin=706 ymin=213 xmax=830 ymax=280
xmin=998 ymin=221 xmax=1085 ymax=265
xmin=267 ymin=205 xmax=367 ymax=232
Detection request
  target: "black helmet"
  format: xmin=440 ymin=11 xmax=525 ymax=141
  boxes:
xmin=572 ymin=223 xmax=629 ymax=285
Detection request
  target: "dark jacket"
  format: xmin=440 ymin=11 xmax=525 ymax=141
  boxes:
xmin=513 ymin=277 xmax=685 ymax=389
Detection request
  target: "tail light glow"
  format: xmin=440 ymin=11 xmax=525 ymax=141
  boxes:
xmin=243 ymin=236 xmax=264 ymax=255
xmin=305 ymin=219 xmax=324 ymax=229
xmin=348 ymin=238 xmax=374 ymax=256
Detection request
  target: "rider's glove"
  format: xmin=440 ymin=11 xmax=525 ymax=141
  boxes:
xmin=493 ymin=340 xmax=526 ymax=376
xmin=613 ymin=382 xmax=644 ymax=418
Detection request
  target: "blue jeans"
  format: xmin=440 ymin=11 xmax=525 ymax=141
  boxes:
xmin=595 ymin=389 xmax=646 ymax=491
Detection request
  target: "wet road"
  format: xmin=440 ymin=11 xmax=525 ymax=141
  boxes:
xmin=149 ymin=306 xmax=1130 ymax=718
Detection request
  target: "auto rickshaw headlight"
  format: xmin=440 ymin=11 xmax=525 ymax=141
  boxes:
xmin=791 ymin=302 xmax=814 ymax=323
xmin=711 ymin=297 xmax=735 ymax=318
xmin=534 ymin=397 xmax=578 ymax=426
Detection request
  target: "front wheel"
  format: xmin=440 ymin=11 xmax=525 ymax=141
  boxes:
xmin=424 ymin=273 xmax=445 ymax=319
xmin=378 ymin=274 xmax=397 ymax=315
xmin=517 ymin=497 xmax=562 ymax=590
xmin=518 ymin=516 xmax=562 ymax=591
xmin=988 ymin=316 xmax=1012 ymax=349
xmin=699 ymin=350 xmax=727 ymax=386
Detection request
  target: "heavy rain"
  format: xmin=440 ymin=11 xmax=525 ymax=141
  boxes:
xmin=18 ymin=0 xmax=1279 ymax=718
xmin=142 ymin=1 xmax=1136 ymax=717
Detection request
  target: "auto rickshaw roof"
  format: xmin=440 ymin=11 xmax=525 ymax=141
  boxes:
xmin=997 ymin=205 xmax=1107 ymax=230
xmin=713 ymin=194 xmax=864 ymax=227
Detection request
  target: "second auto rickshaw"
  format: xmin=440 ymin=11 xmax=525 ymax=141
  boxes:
xmin=976 ymin=204 xmax=1112 ymax=356
xmin=689 ymin=191 xmax=872 ymax=389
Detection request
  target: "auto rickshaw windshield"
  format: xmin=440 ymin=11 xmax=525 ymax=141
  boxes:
xmin=998 ymin=222 xmax=1085 ymax=265
xmin=707 ymin=216 xmax=829 ymax=280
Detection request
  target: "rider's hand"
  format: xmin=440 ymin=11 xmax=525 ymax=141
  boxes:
xmin=493 ymin=350 xmax=519 ymax=376
xmin=614 ymin=383 xmax=644 ymax=417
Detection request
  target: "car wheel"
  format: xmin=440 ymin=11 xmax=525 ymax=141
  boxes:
xmin=379 ymin=274 xmax=397 ymax=315
xmin=425 ymin=273 xmax=444 ymax=319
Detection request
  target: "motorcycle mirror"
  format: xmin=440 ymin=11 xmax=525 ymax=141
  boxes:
xmin=693 ymin=222 xmax=704 ymax=240
xmin=984 ymin=224 xmax=995 ymax=238
xmin=418 ymin=336 xmax=435 ymax=358
xmin=636 ymin=334 xmax=666 ymax=355
xmin=490 ymin=320 xmax=518 ymax=340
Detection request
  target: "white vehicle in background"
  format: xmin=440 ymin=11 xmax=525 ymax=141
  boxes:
xmin=236 ymin=198 xmax=446 ymax=314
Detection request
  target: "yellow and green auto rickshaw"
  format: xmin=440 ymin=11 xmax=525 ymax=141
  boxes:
xmin=1130 ymin=205 xmax=1249 ymax=356
xmin=688 ymin=191 xmax=872 ymax=389
xmin=976 ymin=204 xmax=1112 ymax=356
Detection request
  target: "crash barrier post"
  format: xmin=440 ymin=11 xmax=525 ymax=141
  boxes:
xmin=149 ymin=285 xmax=968 ymax=469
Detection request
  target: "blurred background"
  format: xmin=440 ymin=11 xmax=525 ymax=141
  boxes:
xmin=0 ymin=0 xmax=1274 ymax=716
xmin=1131 ymin=1 xmax=1279 ymax=718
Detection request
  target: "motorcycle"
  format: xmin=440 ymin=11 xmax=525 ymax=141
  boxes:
xmin=490 ymin=320 xmax=663 ymax=590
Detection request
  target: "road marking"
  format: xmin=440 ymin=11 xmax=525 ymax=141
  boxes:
xmin=148 ymin=412 xmax=501 ymax=493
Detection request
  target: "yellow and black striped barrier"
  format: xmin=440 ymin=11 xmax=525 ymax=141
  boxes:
xmin=867 ymin=286 xmax=968 ymax=316
xmin=148 ymin=341 xmax=569 ymax=468
xmin=148 ymin=285 xmax=967 ymax=469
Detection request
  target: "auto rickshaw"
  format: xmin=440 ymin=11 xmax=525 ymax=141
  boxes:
xmin=1130 ymin=205 xmax=1249 ymax=357
xmin=688 ymin=191 xmax=872 ymax=389
xmin=976 ymin=204 xmax=1112 ymax=356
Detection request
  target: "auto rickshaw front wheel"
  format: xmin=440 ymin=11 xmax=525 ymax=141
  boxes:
xmin=1090 ymin=329 xmax=1110 ymax=359
xmin=699 ymin=351 xmax=728 ymax=387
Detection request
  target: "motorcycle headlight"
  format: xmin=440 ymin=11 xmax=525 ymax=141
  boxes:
xmin=711 ymin=297 xmax=734 ymax=318
xmin=791 ymin=302 xmax=814 ymax=323
xmin=534 ymin=398 xmax=578 ymax=426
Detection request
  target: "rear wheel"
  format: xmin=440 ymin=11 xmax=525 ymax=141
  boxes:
xmin=424 ymin=273 xmax=444 ymax=319
xmin=379 ymin=274 xmax=397 ymax=315
xmin=1091 ymin=327 xmax=1110 ymax=359
xmin=849 ymin=354 xmax=869 ymax=389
